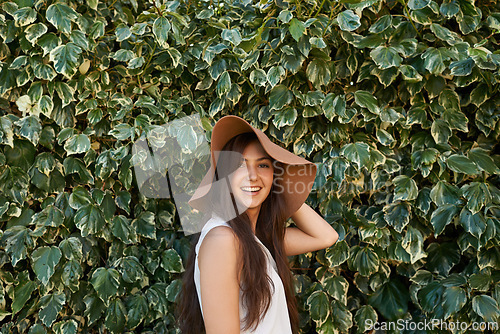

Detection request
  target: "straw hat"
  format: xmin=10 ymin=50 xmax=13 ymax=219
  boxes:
xmin=188 ymin=115 xmax=317 ymax=220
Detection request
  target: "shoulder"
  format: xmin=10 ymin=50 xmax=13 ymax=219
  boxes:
xmin=198 ymin=226 xmax=242 ymax=279
xmin=199 ymin=226 xmax=239 ymax=256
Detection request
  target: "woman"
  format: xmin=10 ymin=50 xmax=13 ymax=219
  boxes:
xmin=177 ymin=116 xmax=339 ymax=334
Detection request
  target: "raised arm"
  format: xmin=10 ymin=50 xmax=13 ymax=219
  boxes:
xmin=197 ymin=226 xmax=241 ymax=334
xmin=284 ymin=203 xmax=339 ymax=256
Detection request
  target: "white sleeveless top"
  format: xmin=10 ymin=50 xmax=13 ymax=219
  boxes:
xmin=194 ymin=216 xmax=292 ymax=334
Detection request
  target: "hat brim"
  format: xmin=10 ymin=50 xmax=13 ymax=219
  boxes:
xmin=188 ymin=116 xmax=317 ymax=220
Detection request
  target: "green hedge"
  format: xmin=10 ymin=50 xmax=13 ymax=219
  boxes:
xmin=1 ymin=0 xmax=500 ymax=333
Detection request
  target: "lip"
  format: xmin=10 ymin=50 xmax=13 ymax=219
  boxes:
xmin=240 ymin=186 xmax=262 ymax=195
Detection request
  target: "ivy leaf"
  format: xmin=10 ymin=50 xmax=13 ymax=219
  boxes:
xmin=31 ymin=205 xmax=64 ymax=227
xmin=49 ymin=43 xmax=82 ymax=78
xmin=421 ymin=47 xmax=451 ymax=75
xmin=440 ymin=1 xmax=460 ymax=17
xmin=368 ymin=279 xmax=409 ymax=320
xmin=153 ymin=17 xmax=171 ymax=48
xmin=13 ymin=7 xmax=37 ymax=26
xmin=369 ymin=15 xmax=392 ymax=33
xmin=431 ymin=119 xmax=451 ymax=144
xmin=272 ymin=107 xmax=297 ymax=128
xmin=115 ymin=191 xmax=131 ymax=214
xmin=25 ymin=23 xmax=48 ymax=45
xmin=114 ymin=256 xmax=144 ymax=283
xmin=370 ymin=46 xmax=402 ymax=69
xmin=472 ymin=295 xmax=500 ymax=323
xmin=430 ymin=204 xmax=460 ymax=236
xmin=115 ymin=23 xmax=131 ymax=42
xmin=393 ymin=175 xmax=418 ymax=201
xmin=84 ymin=293 xmax=106 ymax=326
xmin=111 ymin=215 xmax=137 ymax=244
xmin=354 ymin=305 xmax=378 ymax=332
xmin=467 ymin=148 xmax=499 ymax=174
xmin=0 ymin=226 xmax=33 ymax=266
xmin=460 ymin=182 xmax=491 ymax=214
xmin=15 ymin=116 xmax=41 ymax=145
xmin=417 ymin=281 xmax=444 ymax=313
xmin=384 ymin=202 xmax=411 ymax=233
xmin=91 ymin=267 xmax=121 ymax=306
xmin=74 ymin=204 xmax=106 ymax=237
xmin=350 ymin=246 xmax=379 ymax=276
xmin=249 ymin=69 xmax=267 ymax=86
xmin=323 ymin=94 xmax=346 ymax=121
xmin=442 ymin=287 xmax=467 ymax=319
xmin=289 ymin=18 xmax=306 ymax=42
xmin=269 ymin=85 xmax=293 ymax=111
xmin=31 ymin=246 xmax=62 ymax=285
xmin=449 ymin=58 xmax=474 ymax=76
xmin=221 ymin=29 xmax=242 ymax=46
xmin=354 ymin=91 xmax=379 ymax=114
xmin=306 ymin=291 xmax=330 ymax=325
xmin=459 ymin=208 xmax=486 ymax=239
xmin=126 ymin=294 xmax=148 ymax=329
xmin=446 ymin=154 xmax=480 ymax=175
xmin=46 ymin=3 xmax=78 ymax=33
xmin=331 ymin=300 xmax=353 ymax=332
xmin=0 ymin=166 xmax=29 ymax=204
xmin=325 ymin=240 xmax=349 ymax=267
xmin=399 ymin=65 xmax=423 ymax=81
xmin=64 ymin=134 xmax=91 ymax=155
xmin=12 ymin=271 xmax=36 ymax=314
xmin=430 ymin=181 xmax=461 ymax=206
xmin=38 ymin=292 xmax=66 ymax=327
xmin=53 ymin=319 xmax=78 ymax=334
xmin=63 ymin=157 xmax=95 ymax=184
xmin=323 ymin=276 xmax=348 ymax=304
xmin=105 ymin=298 xmax=127 ymax=333
xmin=267 ymin=66 xmax=285 ymax=88
xmin=166 ymin=279 xmax=182 ymax=303
xmin=337 ymin=10 xmax=361 ymax=31
xmin=216 ymin=71 xmax=231 ymax=97
xmin=442 ymin=109 xmax=468 ymax=132
xmin=59 ymin=237 xmax=83 ymax=261
xmin=133 ymin=211 xmax=156 ymax=239
xmin=161 ymin=248 xmax=184 ymax=273
xmin=69 ymin=186 xmax=92 ymax=210
xmin=426 ymin=242 xmax=460 ymax=275
xmin=341 ymin=142 xmax=370 ymax=170
xmin=408 ymin=0 xmax=431 ymax=10
xmin=306 ymin=59 xmax=331 ymax=88
xmin=278 ymin=10 xmax=292 ymax=23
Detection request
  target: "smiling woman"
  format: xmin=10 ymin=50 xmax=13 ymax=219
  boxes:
xmin=176 ymin=116 xmax=338 ymax=334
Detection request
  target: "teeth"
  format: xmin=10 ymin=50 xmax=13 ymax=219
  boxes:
xmin=241 ymin=187 xmax=261 ymax=192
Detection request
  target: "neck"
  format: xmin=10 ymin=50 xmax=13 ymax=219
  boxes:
xmin=245 ymin=208 xmax=260 ymax=234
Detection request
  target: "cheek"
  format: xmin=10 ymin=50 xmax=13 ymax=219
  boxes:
xmin=262 ymin=170 xmax=274 ymax=186
xmin=229 ymin=169 xmax=245 ymax=187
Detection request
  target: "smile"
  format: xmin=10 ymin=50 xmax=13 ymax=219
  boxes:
xmin=240 ymin=186 xmax=262 ymax=193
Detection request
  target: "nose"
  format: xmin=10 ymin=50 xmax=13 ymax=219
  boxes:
xmin=246 ymin=165 xmax=258 ymax=181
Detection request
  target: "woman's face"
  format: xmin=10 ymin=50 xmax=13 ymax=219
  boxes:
xmin=229 ymin=140 xmax=274 ymax=214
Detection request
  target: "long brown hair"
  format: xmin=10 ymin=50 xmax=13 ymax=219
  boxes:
xmin=176 ymin=132 xmax=299 ymax=334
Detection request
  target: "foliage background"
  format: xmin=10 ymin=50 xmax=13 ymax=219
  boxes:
xmin=1 ymin=0 xmax=500 ymax=333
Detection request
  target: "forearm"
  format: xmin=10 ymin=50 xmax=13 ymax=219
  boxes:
xmin=290 ymin=203 xmax=339 ymax=244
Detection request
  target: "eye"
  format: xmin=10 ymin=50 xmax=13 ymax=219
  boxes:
xmin=259 ymin=163 xmax=270 ymax=168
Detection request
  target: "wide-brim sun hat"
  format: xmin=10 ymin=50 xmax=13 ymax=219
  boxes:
xmin=188 ymin=115 xmax=317 ymax=221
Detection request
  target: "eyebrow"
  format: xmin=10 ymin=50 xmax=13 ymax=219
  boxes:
xmin=243 ymin=157 xmax=272 ymax=162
